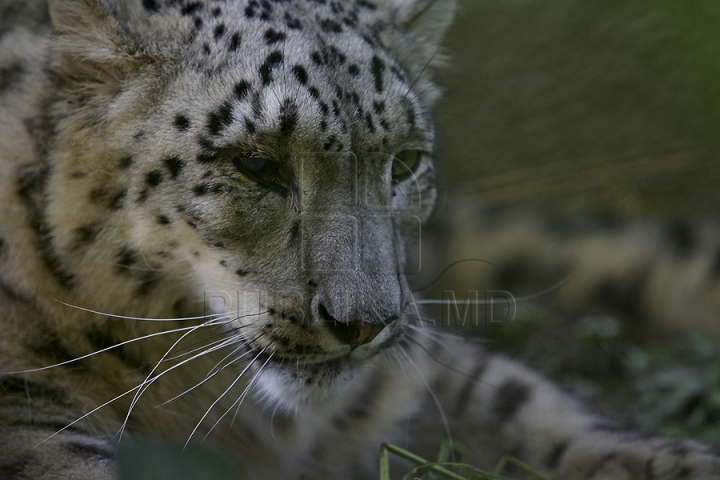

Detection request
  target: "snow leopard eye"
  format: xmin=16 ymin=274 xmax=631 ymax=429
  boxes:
xmin=391 ymin=150 xmax=423 ymax=184
xmin=233 ymin=155 xmax=273 ymax=176
xmin=232 ymin=155 xmax=288 ymax=195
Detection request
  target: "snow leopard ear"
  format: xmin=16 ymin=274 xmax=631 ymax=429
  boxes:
xmin=392 ymin=0 xmax=457 ymax=50
xmin=382 ymin=0 xmax=458 ymax=107
xmin=48 ymin=0 xmax=153 ymax=90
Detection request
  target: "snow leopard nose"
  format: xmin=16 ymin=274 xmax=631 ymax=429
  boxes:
xmin=319 ymin=303 xmax=396 ymax=346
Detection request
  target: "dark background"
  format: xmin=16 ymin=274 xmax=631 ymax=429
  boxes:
xmin=435 ymin=0 xmax=720 ymax=217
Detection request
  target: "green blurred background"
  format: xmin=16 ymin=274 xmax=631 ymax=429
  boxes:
xmin=435 ymin=0 xmax=720 ymax=218
xmin=425 ymin=0 xmax=720 ymax=445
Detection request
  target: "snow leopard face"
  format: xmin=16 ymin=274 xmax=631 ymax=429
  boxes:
xmin=42 ymin=0 xmax=452 ymax=405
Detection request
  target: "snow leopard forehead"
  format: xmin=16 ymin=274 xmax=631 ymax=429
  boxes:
xmin=135 ymin=0 xmax=436 ymax=156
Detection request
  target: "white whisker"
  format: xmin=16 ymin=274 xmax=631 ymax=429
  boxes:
xmin=184 ymin=347 xmax=267 ymax=449
xmin=9 ymin=316 xmax=235 ymax=375
xmin=117 ymin=314 xmax=246 ymax=441
xmin=54 ymin=300 xmax=227 ymax=322
xmin=397 ymin=346 xmax=454 ymax=457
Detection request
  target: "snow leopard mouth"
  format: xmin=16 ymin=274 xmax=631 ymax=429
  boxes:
xmin=244 ymin=320 xmax=405 ymax=374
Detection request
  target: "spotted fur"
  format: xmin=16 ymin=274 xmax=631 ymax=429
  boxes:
xmin=1 ymin=1 xmax=719 ymax=479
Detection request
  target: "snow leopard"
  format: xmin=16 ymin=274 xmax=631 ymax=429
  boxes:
xmin=0 ymin=0 xmax=719 ymax=479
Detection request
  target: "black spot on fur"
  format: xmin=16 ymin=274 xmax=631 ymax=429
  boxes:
xmin=405 ymin=104 xmax=417 ymax=129
xmin=146 ymin=170 xmax=163 ymax=187
xmin=0 ymin=455 xmax=32 ymax=477
xmin=308 ymin=86 xmax=320 ymax=99
xmin=65 ymin=442 xmax=113 ymax=460
xmin=373 ymin=100 xmax=385 ymax=115
xmin=119 ymin=156 xmax=133 ymax=170
xmin=142 ymin=0 xmax=160 ymax=12
xmin=491 ymin=379 xmax=531 ymax=423
xmin=116 ymin=247 xmax=136 ymax=269
xmin=665 ymin=221 xmax=696 ymax=256
xmin=181 ymin=2 xmax=201 ymax=16
xmin=74 ymin=223 xmax=100 ymax=249
xmin=33 ymin=331 xmax=78 ymax=365
xmin=86 ymin=323 xmax=151 ymax=373
xmin=234 ymin=80 xmax=251 ymax=101
xmin=593 ymin=267 xmax=649 ymax=318
xmin=710 ymin=247 xmax=720 ymax=279
xmin=361 ymin=34 xmax=375 ymax=47
xmin=284 ymin=13 xmax=302 ymax=30
xmin=236 ymin=269 xmax=248 ymax=277
xmin=371 ymin=56 xmax=385 ymax=93
xmin=260 ymin=50 xmax=283 ymax=85
xmin=137 ymin=190 xmax=148 ymax=203
xmin=174 ymin=114 xmax=191 ymax=131
xmin=364 ymin=113 xmax=375 ymax=132
xmin=348 ymin=64 xmax=360 ymax=76
xmin=194 ymin=184 xmax=210 ymax=196
xmin=163 ymin=156 xmax=184 ymax=179
xmin=264 ymin=28 xmax=287 ymax=45
xmin=194 ymin=17 xmax=203 ymax=29
xmin=0 ymin=376 xmax=71 ymax=403
xmin=323 ymin=136 xmax=336 ymax=151
xmin=390 ymin=65 xmax=406 ymax=81
xmin=357 ymin=0 xmax=376 ymax=9
xmin=109 ymin=189 xmax=127 ymax=210
xmin=585 ymin=453 xmax=618 ymax=478
xmin=214 ymin=24 xmax=226 ymax=39
xmin=327 ymin=46 xmax=346 ymax=65
xmin=207 ymin=101 xmax=234 ymax=136
xmin=212 ymin=7 xmax=221 ymax=17
xmin=229 ymin=32 xmax=241 ymax=51
xmin=0 ymin=62 xmax=23 ymax=93
xmin=333 ymin=372 xmax=383 ymax=429
xmin=320 ymin=18 xmax=342 ymax=33
xmin=244 ymin=117 xmax=257 ymax=134
xmin=156 ymin=215 xmax=170 ymax=225
xmin=89 ymin=188 xmax=107 ymax=204
xmin=279 ymin=99 xmax=299 ymax=137
xmin=292 ymin=65 xmax=308 ymax=85
xmin=17 ymin=166 xmax=76 ymax=288
xmin=452 ymin=362 xmax=486 ymax=418
xmin=677 ymin=466 xmax=693 ymax=478
xmin=137 ymin=275 xmax=158 ymax=296
xmin=311 ymin=51 xmax=324 ymax=66
xmin=545 ymin=441 xmax=568 ymax=469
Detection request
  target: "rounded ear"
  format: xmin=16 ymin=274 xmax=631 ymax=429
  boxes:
xmin=393 ymin=0 xmax=457 ymax=50
xmin=382 ymin=0 xmax=458 ymax=107
xmin=48 ymin=0 xmax=152 ymax=91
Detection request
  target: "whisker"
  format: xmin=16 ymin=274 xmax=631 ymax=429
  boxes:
xmin=414 ymin=275 xmax=571 ymax=306
xmin=34 ymin=384 xmax=142 ymax=448
xmin=410 ymin=258 xmax=502 ymax=293
xmin=228 ymin=352 xmax=274 ymax=429
xmin=184 ymin=347 xmax=268 ymax=449
xmin=396 ymin=345 xmax=454 ymax=459
xmin=158 ymin=332 xmax=266 ymax=408
xmin=117 ymin=313 xmax=249 ymax=441
xmin=8 ymin=315 xmax=236 ymax=375
xmin=54 ymin=300 xmax=227 ymax=322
